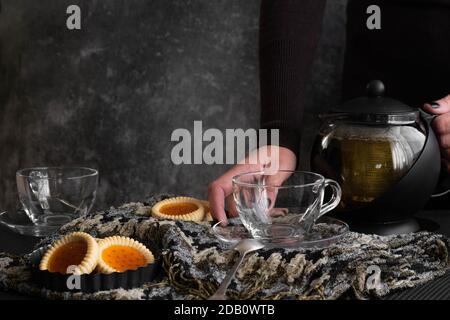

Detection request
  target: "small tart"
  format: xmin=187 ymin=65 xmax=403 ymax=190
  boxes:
xmin=199 ymin=200 xmax=214 ymax=222
xmin=151 ymin=197 xmax=205 ymax=222
xmin=97 ymin=236 xmax=154 ymax=274
xmin=39 ymin=232 xmax=99 ymax=275
xmin=205 ymin=211 xmax=214 ymax=222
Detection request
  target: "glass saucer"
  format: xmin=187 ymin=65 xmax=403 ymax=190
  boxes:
xmin=0 ymin=211 xmax=60 ymax=237
xmin=212 ymin=216 xmax=349 ymax=249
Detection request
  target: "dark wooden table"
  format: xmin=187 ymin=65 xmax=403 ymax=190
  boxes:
xmin=1 ymin=210 xmax=450 ymax=300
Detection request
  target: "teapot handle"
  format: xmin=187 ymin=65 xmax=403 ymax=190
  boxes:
xmin=420 ymin=109 xmax=450 ymax=198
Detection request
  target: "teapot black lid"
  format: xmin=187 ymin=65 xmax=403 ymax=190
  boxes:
xmin=333 ymin=80 xmax=416 ymax=115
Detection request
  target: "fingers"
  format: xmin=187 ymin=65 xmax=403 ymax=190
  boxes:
xmin=435 ymin=132 xmax=450 ymax=150
xmin=264 ymin=188 xmax=278 ymax=209
xmin=225 ymin=195 xmax=238 ymax=217
xmin=432 ymin=113 xmax=450 ymax=139
xmin=208 ymin=182 xmax=228 ymax=225
xmin=207 ymin=145 xmax=297 ymax=224
xmin=423 ymin=94 xmax=450 ymax=115
xmin=208 ymin=163 xmax=261 ymax=225
xmin=424 ymin=93 xmax=450 ymax=173
xmin=432 ymin=113 xmax=450 ymax=169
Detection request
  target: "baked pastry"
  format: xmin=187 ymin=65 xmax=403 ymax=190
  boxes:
xmin=151 ymin=197 xmax=205 ymax=222
xmin=39 ymin=232 xmax=99 ymax=275
xmin=96 ymin=236 xmax=154 ymax=274
xmin=199 ymin=200 xmax=214 ymax=222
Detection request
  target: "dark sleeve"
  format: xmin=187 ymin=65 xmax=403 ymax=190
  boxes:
xmin=259 ymin=0 xmax=326 ymax=156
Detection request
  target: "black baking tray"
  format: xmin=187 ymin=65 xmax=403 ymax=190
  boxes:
xmin=28 ymin=246 xmax=161 ymax=293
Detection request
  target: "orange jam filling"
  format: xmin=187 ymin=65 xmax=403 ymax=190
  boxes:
xmin=47 ymin=240 xmax=87 ymax=274
xmin=102 ymin=245 xmax=147 ymax=272
xmin=159 ymin=203 xmax=198 ymax=216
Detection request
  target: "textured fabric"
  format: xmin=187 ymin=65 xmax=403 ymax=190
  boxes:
xmin=0 ymin=194 xmax=449 ymax=300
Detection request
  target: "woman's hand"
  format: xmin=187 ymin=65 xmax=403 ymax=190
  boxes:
xmin=207 ymin=145 xmax=297 ymax=225
xmin=423 ymin=94 xmax=450 ymax=173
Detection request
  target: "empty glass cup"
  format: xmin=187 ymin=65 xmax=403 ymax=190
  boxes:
xmin=232 ymin=171 xmax=342 ymax=245
xmin=16 ymin=167 xmax=98 ymax=226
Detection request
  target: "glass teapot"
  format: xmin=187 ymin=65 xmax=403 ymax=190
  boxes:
xmin=311 ymin=80 xmax=442 ymax=232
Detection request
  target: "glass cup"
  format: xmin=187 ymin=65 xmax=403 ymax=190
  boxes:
xmin=232 ymin=170 xmax=342 ymax=245
xmin=16 ymin=167 xmax=98 ymax=226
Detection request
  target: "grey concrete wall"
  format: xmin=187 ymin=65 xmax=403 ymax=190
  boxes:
xmin=0 ymin=0 xmax=347 ymax=212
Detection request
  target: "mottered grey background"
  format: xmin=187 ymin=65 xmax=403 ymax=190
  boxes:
xmin=0 ymin=0 xmax=347 ymax=212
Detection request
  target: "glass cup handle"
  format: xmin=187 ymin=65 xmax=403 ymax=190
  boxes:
xmin=318 ymin=179 xmax=342 ymax=219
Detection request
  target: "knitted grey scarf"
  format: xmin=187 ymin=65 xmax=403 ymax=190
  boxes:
xmin=0 ymin=194 xmax=449 ymax=300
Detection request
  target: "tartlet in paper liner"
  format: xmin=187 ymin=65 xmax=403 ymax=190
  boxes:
xmin=199 ymin=200 xmax=214 ymax=222
xmin=96 ymin=236 xmax=154 ymax=274
xmin=30 ymin=246 xmax=160 ymax=293
xmin=151 ymin=197 xmax=205 ymax=222
xmin=39 ymin=232 xmax=99 ymax=275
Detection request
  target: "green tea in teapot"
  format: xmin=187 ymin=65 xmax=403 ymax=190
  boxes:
xmin=312 ymin=124 xmax=425 ymax=211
